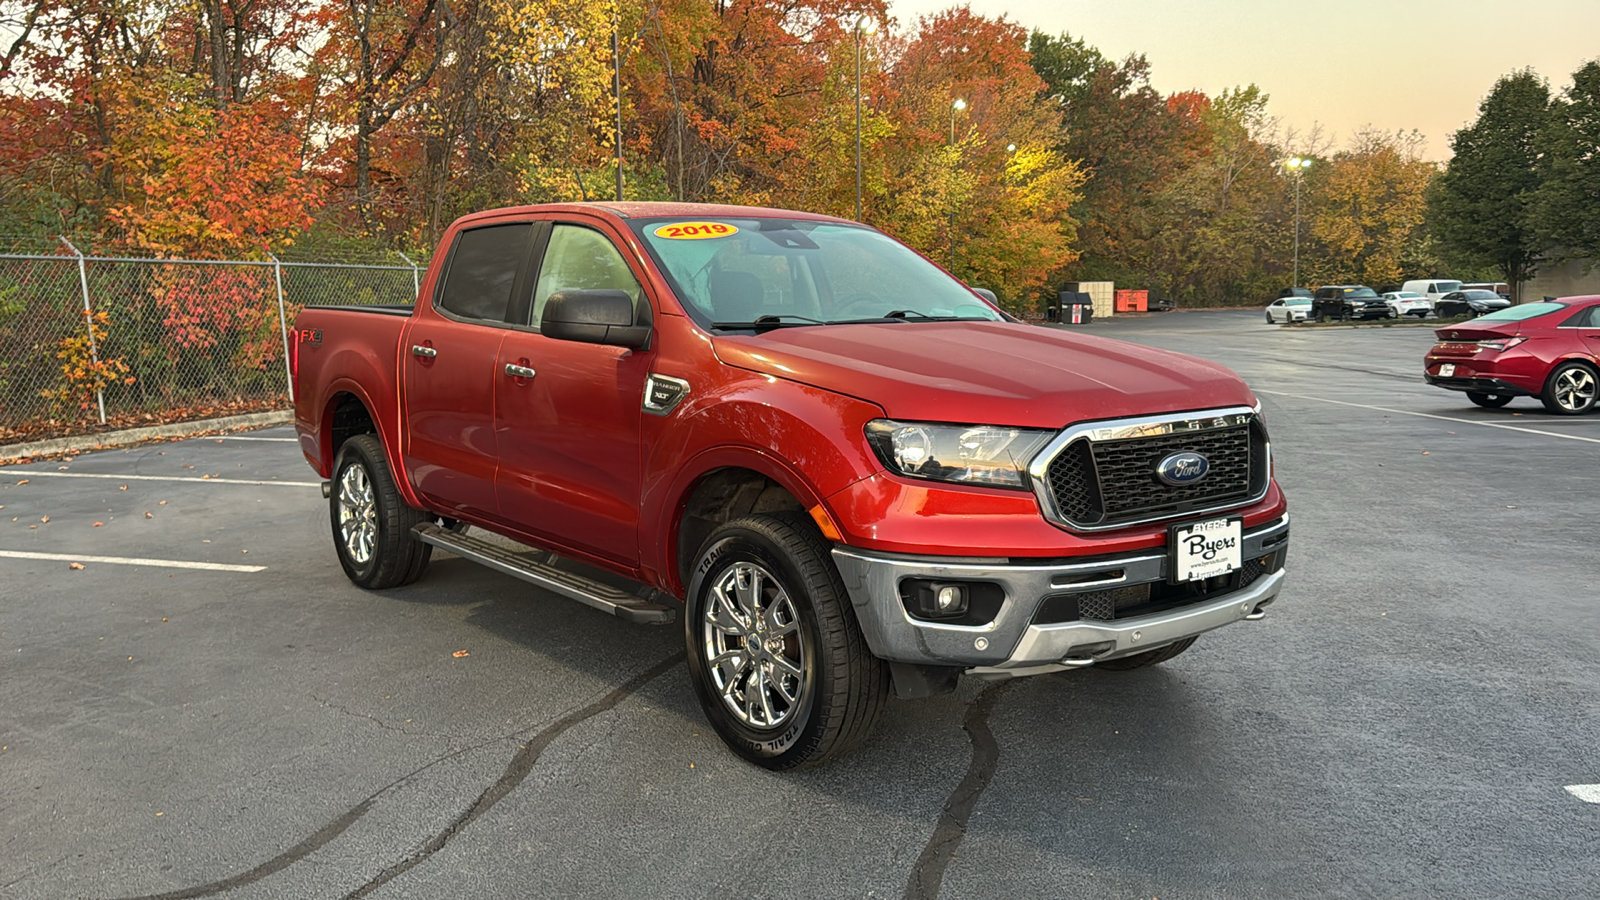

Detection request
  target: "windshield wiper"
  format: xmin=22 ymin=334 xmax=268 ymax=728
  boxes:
xmin=883 ymin=309 xmax=932 ymax=318
xmin=711 ymin=314 xmax=827 ymax=331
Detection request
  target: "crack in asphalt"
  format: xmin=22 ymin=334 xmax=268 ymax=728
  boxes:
xmin=343 ymin=651 xmax=686 ymax=898
xmin=310 ymin=692 xmax=457 ymax=740
xmin=902 ymin=681 xmax=1013 ymax=900
xmin=111 ymin=653 xmax=684 ymax=900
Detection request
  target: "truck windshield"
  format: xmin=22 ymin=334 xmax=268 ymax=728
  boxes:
xmin=629 ymin=217 xmax=1003 ymax=329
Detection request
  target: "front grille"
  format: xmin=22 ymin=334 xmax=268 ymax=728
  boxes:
xmin=1039 ymin=418 xmax=1268 ymax=529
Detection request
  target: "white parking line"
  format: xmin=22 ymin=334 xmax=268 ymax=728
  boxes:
xmin=1254 ymin=390 xmax=1600 ymax=445
xmin=0 ymin=550 xmax=265 ymax=573
xmin=1566 ymin=784 xmax=1600 ymax=803
xmin=218 ymin=436 xmax=297 ymax=442
xmin=13 ymin=472 xmax=321 ymax=487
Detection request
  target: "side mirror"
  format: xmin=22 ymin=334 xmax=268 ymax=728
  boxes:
xmin=541 ymin=289 xmax=650 ymax=349
xmin=971 ymin=287 xmax=999 ymax=305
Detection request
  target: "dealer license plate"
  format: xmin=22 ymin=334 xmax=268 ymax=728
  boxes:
xmin=1438 ymin=363 xmax=1456 ymax=377
xmin=1170 ymin=517 xmax=1243 ymax=583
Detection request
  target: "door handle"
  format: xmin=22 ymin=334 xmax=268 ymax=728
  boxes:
xmin=411 ymin=345 xmax=437 ymax=358
xmin=504 ymin=363 xmax=537 ymax=379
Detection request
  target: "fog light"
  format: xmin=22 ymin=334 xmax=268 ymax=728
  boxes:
xmin=902 ymin=579 xmax=971 ymax=620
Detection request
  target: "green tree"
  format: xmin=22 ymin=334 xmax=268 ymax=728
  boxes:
xmin=1531 ymin=61 xmax=1600 ymax=266
xmin=1428 ymin=69 xmax=1550 ymax=300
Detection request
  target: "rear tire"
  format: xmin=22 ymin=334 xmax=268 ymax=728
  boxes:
xmin=1541 ymin=361 xmax=1599 ymax=415
xmin=1466 ymin=391 xmax=1513 ymax=409
xmin=330 ymin=434 xmax=431 ymax=588
xmin=684 ymin=514 xmax=888 ymax=769
xmin=1094 ymin=637 xmax=1197 ymax=671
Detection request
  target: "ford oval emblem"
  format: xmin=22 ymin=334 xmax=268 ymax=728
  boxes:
xmin=1156 ymin=451 xmax=1209 ymax=486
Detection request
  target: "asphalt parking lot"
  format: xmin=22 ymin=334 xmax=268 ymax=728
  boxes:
xmin=3 ymin=308 xmax=1598 ymax=899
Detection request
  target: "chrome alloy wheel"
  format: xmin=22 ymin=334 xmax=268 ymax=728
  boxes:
xmin=337 ymin=462 xmax=378 ymax=565
xmin=701 ymin=561 xmax=808 ymax=730
xmin=1554 ymin=367 xmax=1597 ymax=412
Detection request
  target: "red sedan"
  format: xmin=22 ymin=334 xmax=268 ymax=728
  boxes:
xmin=1424 ymin=295 xmax=1600 ymax=414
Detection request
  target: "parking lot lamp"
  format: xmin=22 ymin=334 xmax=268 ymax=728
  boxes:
xmin=948 ymin=99 xmax=966 ymax=268
xmin=1286 ymin=156 xmax=1311 ymax=288
xmin=854 ymin=17 xmax=878 ymax=222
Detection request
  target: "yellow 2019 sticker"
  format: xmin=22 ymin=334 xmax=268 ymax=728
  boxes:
xmin=653 ymin=221 xmax=739 ymax=240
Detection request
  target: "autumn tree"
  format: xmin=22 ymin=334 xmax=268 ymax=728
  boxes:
xmin=1428 ymin=69 xmax=1550 ymax=300
xmin=1304 ymin=130 xmax=1435 ymax=287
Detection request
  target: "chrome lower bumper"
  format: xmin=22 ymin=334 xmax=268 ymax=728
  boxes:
xmin=831 ymin=514 xmax=1288 ymax=674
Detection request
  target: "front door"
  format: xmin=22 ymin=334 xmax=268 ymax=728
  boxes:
xmin=494 ymin=221 xmax=653 ymax=566
xmin=402 ymin=222 xmax=534 ymax=517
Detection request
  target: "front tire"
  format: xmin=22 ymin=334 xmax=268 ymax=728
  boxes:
xmin=1541 ymin=361 xmax=1599 ymax=415
xmin=330 ymin=434 xmax=431 ymax=588
xmin=684 ymin=514 xmax=888 ymax=769
xmin=1466 ymin=391 xmax=1513 ymax=409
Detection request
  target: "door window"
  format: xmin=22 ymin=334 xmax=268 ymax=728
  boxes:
xmin=529 ymin=225 xmax=644 ymax=328
xmin=435 ymin=224 xmax=532 ymax=322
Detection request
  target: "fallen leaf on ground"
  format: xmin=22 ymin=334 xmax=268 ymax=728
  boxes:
xmin=40 ymin=515 xmax=49 ymax=523
xmin=201 ymin=474 xmax=210 ymax=480
xmin=241 ymin=549 xmax=248 ymax=554
xmin=119 ymin=485 xmax=127 ymax=491
xmin=1421 ymin=451 xmax=1430 ymax=455
xmin=69 ymin=562 xmax=84 ymax=570
xmin=57 ymin=466 xmax=67 ymax=470
xmin=144 ymin=512 xmax=153 ymax=518
xmin=159 ymin=500 xmax=167 ymax=505
xmin=93 ymin=522 xmax=103 ymax=527
xmin=15 ymin=479 xmax=27 ymax=485
xmin=452 ymin=650 xmax=470 ymax=658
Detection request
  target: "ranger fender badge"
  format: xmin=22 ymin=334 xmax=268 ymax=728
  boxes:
xmin=1156 ymin=451 xmax=1209 ymax=486
xmin=643 ymin=374 xmax=691 ymax=416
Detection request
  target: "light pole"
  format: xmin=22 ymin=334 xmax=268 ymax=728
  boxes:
xmin=1286 ymin=156 xmax=1311 ymax=288
xmin=854 ymin=17 xmax=877 ymax=223
xmin=948 ymin=98 xmax=966 ymax=268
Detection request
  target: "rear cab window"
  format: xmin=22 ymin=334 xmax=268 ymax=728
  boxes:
xmin=436 ymin=224 xmax=534 ymax=322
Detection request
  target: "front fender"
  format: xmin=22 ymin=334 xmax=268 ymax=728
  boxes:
xmin=638 ymin=373 xmax=885 ymax=594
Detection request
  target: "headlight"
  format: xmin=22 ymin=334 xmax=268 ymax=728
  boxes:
xmin=865 ymin=420 xmax=1053 ymax=490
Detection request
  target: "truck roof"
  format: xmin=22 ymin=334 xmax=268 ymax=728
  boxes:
xmin=452 ymin=201 xmax=853 ymax=228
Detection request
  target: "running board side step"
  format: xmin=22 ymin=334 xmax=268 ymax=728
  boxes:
xmin=411 ymin=523 xmax=676 ymax=625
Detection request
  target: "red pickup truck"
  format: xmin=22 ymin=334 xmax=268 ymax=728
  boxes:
xmin=293 ymin=202 xmax=1289 ymax=769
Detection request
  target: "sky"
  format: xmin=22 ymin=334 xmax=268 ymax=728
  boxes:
xmin=884 ymin=0 xmax=1600 ymax=161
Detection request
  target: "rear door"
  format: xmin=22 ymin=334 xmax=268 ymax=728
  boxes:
xmin=402 ymin=222 xmax=537 ymax=517
xmin=493 ymin=218 xmax=655 ymax=566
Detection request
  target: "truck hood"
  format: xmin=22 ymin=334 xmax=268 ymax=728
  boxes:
xmin=712 ymin=321 xmax=1255 ymax=427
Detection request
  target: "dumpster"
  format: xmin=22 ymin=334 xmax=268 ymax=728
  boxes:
xmin=1115 ymin=289 xmax=1148 ymax=312
xmin=1052 ymin=291 xmax=1094 ymax=324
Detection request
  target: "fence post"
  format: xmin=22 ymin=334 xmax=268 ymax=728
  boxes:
xmin=58 ymin=236 xmax=107 ymax=425
xmin=396 ymin=251 xmax=420 ymax=298
xmin=269 ymin=254 xmax=295 ymax=403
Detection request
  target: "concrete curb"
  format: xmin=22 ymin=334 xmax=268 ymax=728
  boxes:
xmin=0 ymin=410 xmax=293 ymax=461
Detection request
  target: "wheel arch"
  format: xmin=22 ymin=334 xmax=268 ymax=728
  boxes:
xmin=663 ymin=452 xmax=832 ymax=597
xmin=316 ymin=381 xmax=422 ymax=509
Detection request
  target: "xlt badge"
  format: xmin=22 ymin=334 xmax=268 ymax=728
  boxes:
xmin=644 ymin=374 xmax=691 ymax=416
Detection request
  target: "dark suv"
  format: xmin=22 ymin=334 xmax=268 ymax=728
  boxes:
xmin=1312 ymin=285 xmax=1390 ymax=322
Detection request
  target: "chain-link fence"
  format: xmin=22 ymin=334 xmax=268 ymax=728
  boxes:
xmin=0 ymin=241 xmax=421 ymax=443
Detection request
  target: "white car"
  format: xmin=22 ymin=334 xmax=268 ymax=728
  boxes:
xmin=1265 ymin=296 xmax=1312 ymax=323
xmin=1382 ymin=291 xmax=1432 ymax=318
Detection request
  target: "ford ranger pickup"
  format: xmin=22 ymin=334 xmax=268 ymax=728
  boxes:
xmin=292 ymin=202 xmax=1290 ymax=769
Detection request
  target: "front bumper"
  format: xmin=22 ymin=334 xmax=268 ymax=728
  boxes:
xmin=831 ymin=514 xmax=1289 ymax=675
